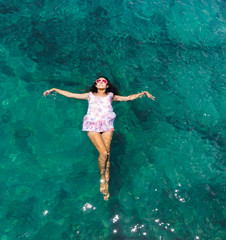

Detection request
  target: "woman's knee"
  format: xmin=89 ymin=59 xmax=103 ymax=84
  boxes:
xmin=106 ymin=161 xmax=110 ymax=167
xmin=99 ymin=150 xmax=108 ymax=159
xmin=106 ymin=152 xmax=110 ymax=162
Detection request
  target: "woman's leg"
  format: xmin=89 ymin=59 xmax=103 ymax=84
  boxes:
xmin=87 ymin=132 xmax=108 ymax=195
xmin=101 ymin=131 xmax=113 ymax=200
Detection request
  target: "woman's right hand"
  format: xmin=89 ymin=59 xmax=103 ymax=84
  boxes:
xmin=43 ymin=88 xmax=55 ymax=96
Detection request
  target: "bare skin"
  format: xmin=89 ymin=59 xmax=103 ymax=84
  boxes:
xmin=87 ymin=131 xmax=112 ymax=200
xmin=43 ymin=77 xmax=155 ymax=200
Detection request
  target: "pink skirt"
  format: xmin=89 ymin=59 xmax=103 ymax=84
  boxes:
xmin=82 ymin=114 xmax=116 ymax=132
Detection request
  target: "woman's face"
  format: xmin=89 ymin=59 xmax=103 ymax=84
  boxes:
xmin=95 ymin=77 xmax=109 ymax=89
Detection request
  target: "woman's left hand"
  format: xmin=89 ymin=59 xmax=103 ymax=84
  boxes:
xmin=144 ymin=91 xmax=155 ymax=100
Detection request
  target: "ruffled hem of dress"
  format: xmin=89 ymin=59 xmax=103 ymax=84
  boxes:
xmin=82 ymin=113 xmax=116 ymax=132
xmin=82 ymin=128 xmax=114 ymax=132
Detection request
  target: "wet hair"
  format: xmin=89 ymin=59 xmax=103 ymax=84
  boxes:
xmin=89 ymin=76 xmax=120 ymax=95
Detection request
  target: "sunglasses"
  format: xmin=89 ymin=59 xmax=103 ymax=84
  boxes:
xmin=96 ymin=79 xmax=108 ymax=84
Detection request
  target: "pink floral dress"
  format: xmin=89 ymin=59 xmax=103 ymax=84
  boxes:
xmin=82 ymin=92 xmax=116 ymax=132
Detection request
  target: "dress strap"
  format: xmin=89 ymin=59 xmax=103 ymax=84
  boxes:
xmin=88 ymin=92 xmax=92 ymax=101
xmin=109 ymin=92 xmax=114 ymax=99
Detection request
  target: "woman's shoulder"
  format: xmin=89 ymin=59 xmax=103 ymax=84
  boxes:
xmin=107 ymin=92 xmax=114 ymax=99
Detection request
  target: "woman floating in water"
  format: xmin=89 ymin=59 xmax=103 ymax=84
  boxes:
xmin=43 ymin=76 xmax=155 ymax=200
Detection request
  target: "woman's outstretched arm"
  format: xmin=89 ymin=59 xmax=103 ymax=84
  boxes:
xmin=113 ymin=91 xmax=155 ymax=101
xmin=43 ymin=88 xmax=89 ymax=100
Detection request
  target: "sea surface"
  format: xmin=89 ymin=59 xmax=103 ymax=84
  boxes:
xmin=0 ymin=0 xmax=225 ymax=239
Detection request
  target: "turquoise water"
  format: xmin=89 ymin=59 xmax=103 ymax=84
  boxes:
xmin=0 ymin=0 xmax=225 ymax=239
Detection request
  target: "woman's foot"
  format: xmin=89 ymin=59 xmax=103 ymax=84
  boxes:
xmin=104 ymin=192 xmax=110 ymax=201
xmin=100 ymin=178 xmax=107 ymax=195
xmin=103 ymin=180 xmax=109 ymax=200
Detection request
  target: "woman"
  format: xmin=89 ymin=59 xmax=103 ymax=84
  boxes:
xmin=43 ymin=76 xmax=155 ymax=200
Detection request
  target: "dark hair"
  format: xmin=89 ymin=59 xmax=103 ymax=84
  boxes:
xmin=89 ymin=76 xmax=120 ymax=95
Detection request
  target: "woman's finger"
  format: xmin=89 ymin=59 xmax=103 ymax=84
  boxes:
xmin=43 ymin=91 xmax=49 ymax=96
